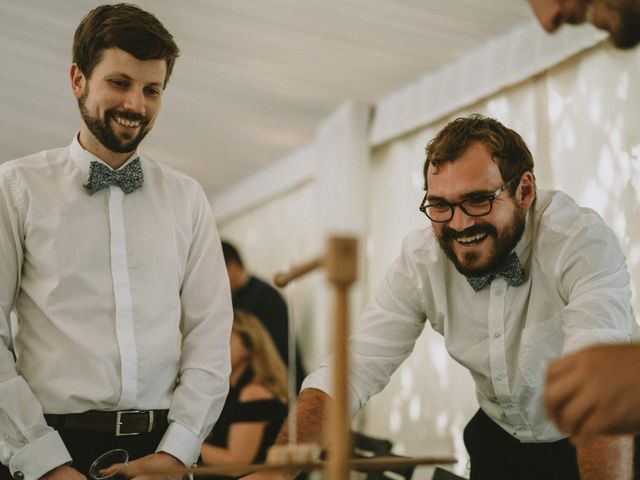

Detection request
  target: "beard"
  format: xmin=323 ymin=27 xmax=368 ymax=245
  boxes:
xmin=437 ymin=203 xmax=527 ymax=277
xmin=78 ymin=87 xmax=151 ymax=154
xmin=609 ymin=5 xmax=640 ymax=49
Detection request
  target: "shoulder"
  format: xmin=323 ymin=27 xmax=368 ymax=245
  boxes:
xmin=238 ymin=382 xmax=275 ymax=402
xmin=1 ymin=147 xmax=68 ymax=176
xmin=534 ymin=190 xmax=613 ymax=240
xmin=139 ymin=154 xmax=204 ymax=194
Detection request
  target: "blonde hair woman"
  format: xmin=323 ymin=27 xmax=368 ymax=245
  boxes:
xmin=201 ymin=309 xmax=288 ymax=467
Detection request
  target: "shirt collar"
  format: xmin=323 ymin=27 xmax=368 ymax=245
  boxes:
xmin=69 ymin=133 xmax=140 ymax=173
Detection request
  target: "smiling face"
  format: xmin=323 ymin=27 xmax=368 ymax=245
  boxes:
xmin=427 ymin=142 xmax=535 ymax=277
xmin=529 ymin=0 xmax=640 ymax=49
xmin=71 ymin=47 xmax=166 ymax=168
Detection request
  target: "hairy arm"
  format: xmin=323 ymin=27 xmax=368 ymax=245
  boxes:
xmin=576 ymin=435 xmax=632 ymax=480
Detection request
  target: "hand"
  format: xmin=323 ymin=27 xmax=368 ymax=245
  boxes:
xmin=124 ymin=452 xmax=184 ymax=480
xmin=544 ymin=343 xmax=640 ymax=443
xmin=41 ymin=465 xmax=86 ymax=480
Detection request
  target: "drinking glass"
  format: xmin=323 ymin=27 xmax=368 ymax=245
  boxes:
xmin=88 ymin=448 xmax=129 ymax=480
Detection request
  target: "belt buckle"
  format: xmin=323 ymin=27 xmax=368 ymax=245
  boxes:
xmin=116 ymin=410 xmax=152 ymax=436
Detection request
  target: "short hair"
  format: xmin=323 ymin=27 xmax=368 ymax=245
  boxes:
xmin=424 ymin=114 xmax=534 ymax=194
xmin=73 ymin=3 xmax=180 ymax=88
xmin=221 ymin=240 xmax=244 ymax=268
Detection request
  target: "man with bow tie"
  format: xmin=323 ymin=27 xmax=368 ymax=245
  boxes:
xmin=0 ymin=4 xmax=232 ymax=480
xmin=257 ymin=115 xmax=634 ymax=480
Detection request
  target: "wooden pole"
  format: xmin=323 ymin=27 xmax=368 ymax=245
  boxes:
xmin=325 ymin=236 xmax=358 ymax=480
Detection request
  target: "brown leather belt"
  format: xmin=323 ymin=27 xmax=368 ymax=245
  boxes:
xmin=44 ymin=409 xmax=169 ymax=436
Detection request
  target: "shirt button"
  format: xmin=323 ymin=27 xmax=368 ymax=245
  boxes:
xmin=495 ymin=289 xmax=504 ymax=296
xmin=493 ymin=332 xmax=501 ymax=339
xmin=505 ymin=403 xmax=514 ymax=409
xmin=14 ymin=472 xmax=24 ymax=480
xmin=495 ymin=374 xmax=504 ymax=381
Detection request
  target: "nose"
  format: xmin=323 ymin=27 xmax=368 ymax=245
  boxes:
xmin=123 ymin=88 xmax=145 ymax=113
xmin=530 ymin=0 xmax=564 ymax=33
xmin=447 ymin=205 xmax=475 ymax=231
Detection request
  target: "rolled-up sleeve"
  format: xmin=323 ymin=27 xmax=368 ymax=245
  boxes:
xmin=556 ymin=220 xmax=634 ymax=354
xmin=303 ymin=236 xmax=426 ymax=416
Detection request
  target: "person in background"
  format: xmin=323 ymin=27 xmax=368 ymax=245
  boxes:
xmin=0 ymin=4 xmax=232 ymax=479
xmin=527 ymin=0 xmax=640 ymax=446
xmin=528 ymin=0 xmax=640 ymax=49
xmin=221 ymin=240 xmax=307 ymax=392
xmin=246 ymin=114 xmax=635 ymax=480
xmin=201 ymin=309 xmax=288 ymax=469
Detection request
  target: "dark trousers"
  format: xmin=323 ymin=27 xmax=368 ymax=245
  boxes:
xmin=463 ymin=409 xmax=579 ymax=480
xmin=0 ymin=427 xmax=165 ymax=479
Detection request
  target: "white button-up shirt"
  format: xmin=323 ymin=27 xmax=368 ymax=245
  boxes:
xmin=304 ymin=189 xmax=634 ymax=442
xmin=0 ymin=137 xmax=233 ymax=478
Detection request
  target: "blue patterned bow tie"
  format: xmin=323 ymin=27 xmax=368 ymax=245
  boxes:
xmin=84 ymin=158 xmax=143 ymax=195
xmin=466 ymin=251 xmax=525 ymax=292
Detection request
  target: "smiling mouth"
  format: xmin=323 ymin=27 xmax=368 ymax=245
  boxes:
xmin=112 ymin=114 xmax=142 ymax=128
xmin=455 ymin=232 xmax=488 ymax=247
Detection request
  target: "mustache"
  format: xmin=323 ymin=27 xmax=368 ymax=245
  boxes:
xmin=107 ymin=109 xmax=148 ymax=124
xmin=441 ymin=224 xmax=496 ymax=242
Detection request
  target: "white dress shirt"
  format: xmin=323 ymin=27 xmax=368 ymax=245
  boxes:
xmin=0 ymin=137 xmax=233 ymax=478
xmin=304 ymin=189 xmax=634 ymax=442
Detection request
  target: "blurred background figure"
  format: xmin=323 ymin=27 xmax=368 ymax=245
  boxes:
xmin=201 ymin=309 xmax=288 ymax=469
xmin=528 ymin=0 xmax=640 ymax=49
xmin=221 ymin=240 xmax=307 ymax=392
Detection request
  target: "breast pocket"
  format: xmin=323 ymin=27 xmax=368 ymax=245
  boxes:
xmin=519 ymin=316 xmax=564 ymax=387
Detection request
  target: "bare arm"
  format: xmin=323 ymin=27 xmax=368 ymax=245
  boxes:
xmin=274 ymin=388 xmax=331 ymax=447
xmin=241 ymin=388 xmax=332 ymax=480
xmin=576 ymin=436 xmax=633 ymax=480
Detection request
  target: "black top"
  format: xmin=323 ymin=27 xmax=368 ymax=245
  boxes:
xmin=206 ymin=368 xmax=288 ymax=465
xmin=233 ymin=275 xmax=307 ymax=391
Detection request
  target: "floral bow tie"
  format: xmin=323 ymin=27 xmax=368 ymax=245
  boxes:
xmin=84 ymin=158 xmax=144 ymax=195
xmin=466 ymin=251 xmax=525 ymax=292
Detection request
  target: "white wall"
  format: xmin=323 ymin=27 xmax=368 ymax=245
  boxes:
xmin=211 ymin=32 xmax=640 ymax=480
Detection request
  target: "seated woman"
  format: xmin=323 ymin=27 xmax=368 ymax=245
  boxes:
xmin=201 ymin=309 xmax=289 ymax=467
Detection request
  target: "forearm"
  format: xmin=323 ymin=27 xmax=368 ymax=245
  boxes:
xmin=576 ymin=436 xmax=633 ymax=480
xmin=275 ymin=388 xmax=331 ymax=447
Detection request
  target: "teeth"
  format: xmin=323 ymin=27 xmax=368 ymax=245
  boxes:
xmin=114 ymin=115 xmax=142 ymax=128
xmin=456 ymin=233 xmax=487 ymax=245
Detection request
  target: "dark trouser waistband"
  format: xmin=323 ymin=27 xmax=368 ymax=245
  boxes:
xmin=44 ymin=409 xmax=169 ymax=436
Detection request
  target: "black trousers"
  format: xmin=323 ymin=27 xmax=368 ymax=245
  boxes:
xmin=463 ymin=409 xmax=579 ymax=480
xmin=0 ymin=427 xmax=165 ymax=479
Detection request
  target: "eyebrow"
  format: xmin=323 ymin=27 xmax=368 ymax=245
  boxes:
xmin=106 ymin=72 xmax=164 ymax=88
xmin=427 ymin=188 xmax=496 ymax=203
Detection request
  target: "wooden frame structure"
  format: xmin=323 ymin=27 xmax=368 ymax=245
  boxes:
xmin=127 ymin=235 xmax=455 ymax=478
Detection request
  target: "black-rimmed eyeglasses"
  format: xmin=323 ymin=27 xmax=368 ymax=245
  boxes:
xmin=419 ymin=174 xmax=520 ymax=223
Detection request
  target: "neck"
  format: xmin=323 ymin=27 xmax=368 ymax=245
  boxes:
xmin=78 ymin=127 xmax=133 ymax=170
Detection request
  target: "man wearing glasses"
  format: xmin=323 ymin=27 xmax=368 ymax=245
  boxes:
xmin=258 ymin=114 xmax=634 ymax=479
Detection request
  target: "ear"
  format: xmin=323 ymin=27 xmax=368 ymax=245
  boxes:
xmin=517 ymin=171 xmax=536 ymax=209
xmin=70 ymin=64 xmax=86 ymax=99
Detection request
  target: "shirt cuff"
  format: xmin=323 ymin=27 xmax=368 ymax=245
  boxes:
xmin=9 ymin=430 xmax=72 ymax=480
xmin=156 ymin=421 xmax=201 ymax=466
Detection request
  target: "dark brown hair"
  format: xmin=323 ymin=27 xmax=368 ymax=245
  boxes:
xmin=73 ymin=3 xmax=180 ymax=87
xmin=424 ymin=114 xmax=534 ymax=193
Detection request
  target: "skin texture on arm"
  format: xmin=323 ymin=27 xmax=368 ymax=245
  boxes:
xmin=545 ymin=344 xmax=640 ymax=441
xmin=41 ymin=465 xmax=86 ymax=480
xmin=241 ymin=388 xmax=331 ymax=480
xmin=576 ymin=436 xmax=633 ymax=480
xmin=125 ymin=452 xmax=183 ymax=480
xmin=200 ymin=383 xmax=272 ymax=465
